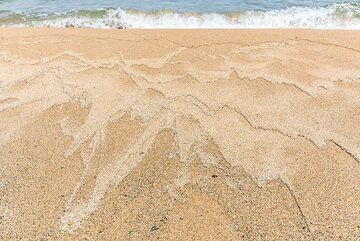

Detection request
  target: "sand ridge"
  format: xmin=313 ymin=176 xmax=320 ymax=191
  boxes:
xmin=0 ymin=28 xmax=359 ymax=240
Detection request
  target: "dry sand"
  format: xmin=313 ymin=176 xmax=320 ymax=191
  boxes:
xmin=0 ymin=28 xmax=359 ymax=240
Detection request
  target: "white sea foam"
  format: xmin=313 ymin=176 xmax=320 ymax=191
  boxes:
xmin=3 ymin=3 xmax=360 ymax=29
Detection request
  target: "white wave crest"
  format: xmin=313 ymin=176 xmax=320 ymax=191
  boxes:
xmin=5 ymin=3 xmax=360 ymax=29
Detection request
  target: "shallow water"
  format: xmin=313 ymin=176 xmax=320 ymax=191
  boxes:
xmin=0 ymin=0 xmax=359 ymax=28
xmin=0 ymin=0 xmax=355 ymax=12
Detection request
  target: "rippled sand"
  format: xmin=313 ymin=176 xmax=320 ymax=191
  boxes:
xmin=0 ymin=28 xmax=359 ymax=240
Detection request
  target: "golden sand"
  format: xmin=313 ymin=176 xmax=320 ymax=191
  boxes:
xmin=0 ymin=28 xmax=359 ymax=240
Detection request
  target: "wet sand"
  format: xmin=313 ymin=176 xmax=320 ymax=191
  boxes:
xmin=0 ymin=28 xmax=359 ymax=240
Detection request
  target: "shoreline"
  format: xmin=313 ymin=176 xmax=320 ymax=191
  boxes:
xmin=1 ymin=2 xmax=359 ymax=29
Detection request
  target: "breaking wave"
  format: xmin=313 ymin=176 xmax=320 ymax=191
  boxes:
xmin=1 ymin=3 xmax=359 ymax=29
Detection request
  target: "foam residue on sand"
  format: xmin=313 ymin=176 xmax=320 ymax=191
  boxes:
xmin=0 ymin=29 xmax=359 ymax=240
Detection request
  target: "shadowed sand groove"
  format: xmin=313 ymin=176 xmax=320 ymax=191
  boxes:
xmin=0 ymin=28 xmax=359 ymax=240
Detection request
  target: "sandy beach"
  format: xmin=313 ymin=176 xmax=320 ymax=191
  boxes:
xmin=0 ymin=28 xmax=359 ymax=240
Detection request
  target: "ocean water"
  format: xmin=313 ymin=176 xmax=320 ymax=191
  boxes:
xmin=0 ymin=0 xmax=359 ymax=29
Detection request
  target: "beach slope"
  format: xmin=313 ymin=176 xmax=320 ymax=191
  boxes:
xmin=0 ymin=28 xmax=359 ymax=240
